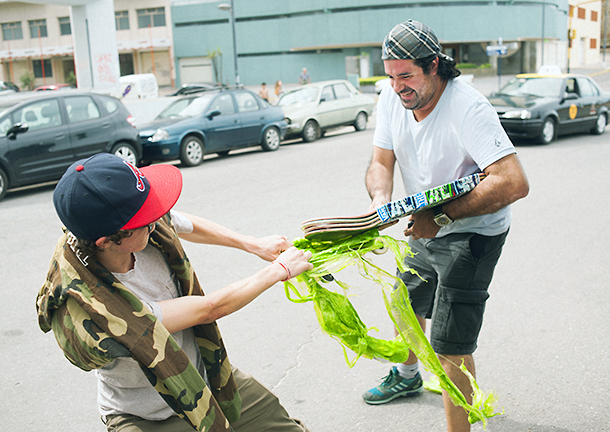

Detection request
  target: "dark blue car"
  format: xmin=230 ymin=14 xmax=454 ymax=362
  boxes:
xmin=139 ymin=88 xmax=287 ymax=166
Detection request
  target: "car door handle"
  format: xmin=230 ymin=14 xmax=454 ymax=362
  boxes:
xmin=76 ymin=133 xmax=86 ymax=139
xmin=102 ymin=122 xmax=111 ymax=128
xmin=55 ymin=133 xmax=66 ymax=139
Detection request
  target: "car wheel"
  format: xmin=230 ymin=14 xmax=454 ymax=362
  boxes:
xmin=591 ymin=112 xmax=607 ymax=135
xmin=261 ymin=127 xmax=280 ymax=151
xmin=0 ymin=167 xmax=8 ymax=201
xmin=111 ymin=142 xmax=139 ymax=166
xmin=538 ymin=117 xmax=555 ymax=144
xmin=180 ymin=135 xmax=205 ymax=167
xmin=302 ymin=120 xmax=319 ymax=142
xmin=354 ymin=112 xmax=368 ymax=131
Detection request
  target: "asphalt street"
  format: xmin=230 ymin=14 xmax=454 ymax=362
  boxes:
xmin=1 ymin=68 xmax=609 ymax=432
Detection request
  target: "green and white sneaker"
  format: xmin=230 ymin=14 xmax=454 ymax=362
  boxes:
xmin=362 ymin=367 xmax=423 ymax=405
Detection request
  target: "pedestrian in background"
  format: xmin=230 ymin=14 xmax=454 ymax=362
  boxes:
xmin=299 ymin=68 xmax=310 ymax=85
xmin=37 ymin=154 xmax=313 ymax=432
xmin=275 ymin=80 xmax=284 ymax=100
xmin=259 ymin=82 xmax=269 ymax=102
xmin=362 ymin=19 xmax=529 ymax=432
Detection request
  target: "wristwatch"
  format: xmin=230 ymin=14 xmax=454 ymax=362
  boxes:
xmin=433 ymin=206 xmax=454 ymax=227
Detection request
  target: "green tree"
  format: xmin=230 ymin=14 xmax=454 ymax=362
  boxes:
xmin=20 ymin=70 xmax=36 ymax=91
xmin=208 ymin=47 xmax=222 ymax=85
xmin=66 ymin=71 xmax=77 ymax=87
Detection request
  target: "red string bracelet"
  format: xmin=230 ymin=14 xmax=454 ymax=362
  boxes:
xmin=273 ymin=260 xmax=291 ymax=282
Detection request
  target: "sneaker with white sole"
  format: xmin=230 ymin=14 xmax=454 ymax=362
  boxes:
xmin=362 ymin=366 xmax=423 ymax=405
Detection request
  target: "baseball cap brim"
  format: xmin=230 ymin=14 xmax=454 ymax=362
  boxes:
xmin=121 ymin=164 xmax=183 ymax=230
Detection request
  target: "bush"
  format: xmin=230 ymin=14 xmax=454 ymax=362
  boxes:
xmin=66 ymin=71 xmax=77 ymax=87
xmin=20 ymin=71 xmax=35 ymax=91
xmin=456 ymin=63 xmax=492 ymax=70
xmin=456 ymin=63 xmax=477 ymax=69
xmin=359 ymin=76 xmax=387 ymax=86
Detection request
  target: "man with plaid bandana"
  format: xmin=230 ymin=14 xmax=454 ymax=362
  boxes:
xmin=362 ymin=20 xmax=529 ymax=432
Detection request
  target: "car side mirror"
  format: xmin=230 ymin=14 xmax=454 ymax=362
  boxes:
xmin=7 ymin=122 xmax=29 ymax=139
xmin=319 ymin=97 xmax=326 ymax=103
xmin=206 ymin=110 xmax=221 ymax=119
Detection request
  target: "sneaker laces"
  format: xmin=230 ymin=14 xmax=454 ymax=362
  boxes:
xmin=379 ymin=368 xmax=399 ymax=386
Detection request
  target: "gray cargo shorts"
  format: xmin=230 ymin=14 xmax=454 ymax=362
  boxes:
xmin=398 ymin=230 xmax=509 ymax=355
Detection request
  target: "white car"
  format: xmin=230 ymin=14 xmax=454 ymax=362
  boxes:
xmin=278 ymin=80 xmax=375 ymax=142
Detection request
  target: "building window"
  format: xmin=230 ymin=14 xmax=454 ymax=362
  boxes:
xmin=115 ymin=11 xmax=130 ymax=30
xmin=33 ymin=59 xmax=53 ymax=78
xmin=58 ymin=17 xmax=71 ymax=35
xmin=591 ymin=10 xmax=598 ymax=21
xmin=2 ymin=22 xmax=23 ymax=41
xmin=137 ymin=7 xmax=166 ymax=28
xmin=590 ymin=38 xmax=597 ymax=49
xmin=577 ymin=7 xmax=585 ymax=19
xmin=29 ymin=19 xmax=48 ymax=38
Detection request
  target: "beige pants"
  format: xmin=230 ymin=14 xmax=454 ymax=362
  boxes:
xmin=104 ymin=368 xmax=309 ymax=432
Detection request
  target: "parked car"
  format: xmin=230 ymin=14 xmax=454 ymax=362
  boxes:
xmin=167 ymin=82 xmax=221 ymax=96
xmin=278 ymin=80 xmax=375 ymax=142
xmin=0 ymin=92 xmax=140 ymax=201
xmin=138 ymin=88 xmax=287 ymax=166
xmin=487 ymin=72 xmax=610 ymax=144
xmin=33 ymin=84 xmax=75 ymax=91
xmin=0 ymin=81 xmax=19 ymax=93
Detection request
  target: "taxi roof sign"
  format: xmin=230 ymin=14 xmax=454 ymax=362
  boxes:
xmin=537 ymin=65 xmax=562 ymax=75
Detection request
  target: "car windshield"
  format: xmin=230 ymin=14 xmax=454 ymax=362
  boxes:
xmin=498 ymin=77 xmax=564 ymax=97
xmin=157 ymin=94 xmax=215 ymax=119
xmin=0 ymin=100 xmax=22 ymax=118
xmin=278 ymin=87 xmax=319 ymax=106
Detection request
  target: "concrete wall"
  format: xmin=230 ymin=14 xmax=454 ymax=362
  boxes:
xmin=171 ymin=0 xmax=571 ymax=86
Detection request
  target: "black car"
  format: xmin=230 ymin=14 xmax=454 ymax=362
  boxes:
xmin=488 ymin=73 xmax=610 ymax=144
xmin=167 ymin=82 xmax=221 ymax=96
xmin=139 ymin=88 xmax=287 ymax=166
xmin=0 ymin=81 xmax=19 ymax=94
xmin=0 ymin=92 xmax=140 ymax=200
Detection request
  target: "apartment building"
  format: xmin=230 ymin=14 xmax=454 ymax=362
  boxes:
xmin=0 ymin=0 xmax=174 ymax=90
xmin=568 ymin=0 xmax=603 ymax=68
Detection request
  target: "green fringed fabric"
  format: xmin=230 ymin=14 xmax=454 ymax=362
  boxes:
xmin=285 ymin=230 xmax=502 ymax=427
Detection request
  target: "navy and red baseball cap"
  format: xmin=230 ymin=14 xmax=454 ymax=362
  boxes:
xmin=53 ymin=153 xmax=182 ymax=240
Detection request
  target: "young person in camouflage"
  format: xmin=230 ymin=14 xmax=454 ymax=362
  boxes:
xmin=36 ymin=153 xmax=313 ymax=432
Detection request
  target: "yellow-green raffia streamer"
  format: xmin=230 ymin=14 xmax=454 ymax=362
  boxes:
xmin=285 ymin=229 xmax=503 ymax=427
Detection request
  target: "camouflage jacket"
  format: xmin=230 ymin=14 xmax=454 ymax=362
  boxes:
xmin=36 ymin=215 xmax=241 ymax=431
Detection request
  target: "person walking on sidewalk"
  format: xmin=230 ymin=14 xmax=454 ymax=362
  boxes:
xmin=361 ymin=20 xmax=529 ymax=432
xmin=37 ymin=153 xmax=313 ymax=432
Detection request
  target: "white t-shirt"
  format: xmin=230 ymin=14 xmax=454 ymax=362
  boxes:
xmin=373 ymin=78 xmax=516 ymax=236
xmin=95 ymin=210 xmax=201 ymax=421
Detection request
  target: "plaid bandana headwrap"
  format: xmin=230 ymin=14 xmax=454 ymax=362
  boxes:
xmin=382 ymin=20 xmax=444 ymax=60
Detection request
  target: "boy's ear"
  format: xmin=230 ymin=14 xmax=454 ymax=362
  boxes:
xmin=95 ymin=236 xmax=112 ymax=249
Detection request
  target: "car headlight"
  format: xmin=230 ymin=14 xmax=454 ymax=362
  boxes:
xmin=150 ymin=129 xmax=169 ymax=142
xmin=501 ymin=109 xmax=532 ymax=119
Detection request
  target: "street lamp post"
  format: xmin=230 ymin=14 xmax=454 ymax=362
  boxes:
xmin=542 ymin=0 xmax=546 ymax=66
xmin=218 ymin=1 xmax=239 ymax=86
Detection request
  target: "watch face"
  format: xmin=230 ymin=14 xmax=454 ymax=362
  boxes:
xmin=434 ymin=214 xmax=453 ymax=226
